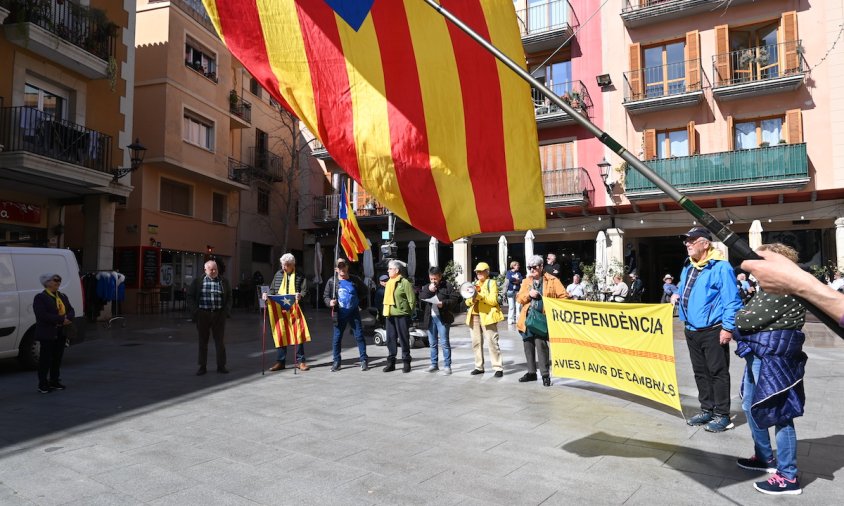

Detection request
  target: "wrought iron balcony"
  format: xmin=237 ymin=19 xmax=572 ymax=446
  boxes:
xmin=226 ymin=157 xmax=252 ymax=185
xmin=712 ymin=40 xmax=805 ymax=100
xmin=624 ymin=143 xmax=809 ymax=199
xmin=532 ymin=80 xmax=592 ymax=128
xmin=184 ymin=60 xmax=218 ymax=83
xmin=309 ymin=137 xmax=331 ymax=160
xmin=311 ymin=190 xmax=389 ymax=222
xmin=515 ymin=0 xmax=575 ymax=53
xmin=621 ymin=0 xmax=756 ymax=28
xmin=623 ymin=58 xmax=704 ymax=114
xmin=543 ymin=167 xmax=594 ymax=206
xmin=1 ymin=0 xmax=117 ymax=78
xmin=228 ymin=92 xmax=251 ymax=125
xmin=249 ymin=147 xmax=283 ymax=182
xmin=0 ymin=106 xmax=112 ymax=173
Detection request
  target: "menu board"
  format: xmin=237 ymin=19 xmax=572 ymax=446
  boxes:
xmin=115 ymin=247 xmax=139 ymax=288
xmin=141 ymin=247 xmax=160 ymax=289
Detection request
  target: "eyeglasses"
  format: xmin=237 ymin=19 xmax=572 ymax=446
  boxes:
xmin=529 ymin=265 xmax=542 ymax=269
xmin=52 ymin=278 xmax=62 ymax=282
xmin=683 ymin=238 xmax=705 ymax=245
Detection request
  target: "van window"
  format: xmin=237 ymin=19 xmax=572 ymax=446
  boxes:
xmin=0 ymin=254 xmax=14 ymax=291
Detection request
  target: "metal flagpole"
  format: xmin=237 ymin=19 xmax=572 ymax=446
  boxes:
xmin=422 ymin=0 xmax=844 ymax=339
xmin=331 ymin=178 xmax=345 ymax=319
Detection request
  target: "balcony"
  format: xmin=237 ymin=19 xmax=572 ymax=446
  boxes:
xmin=311 ymin=190 xmax=389 ymax=222
xmin=624 ymin=143 xmax=809 ymax=200
xmin=515 ymin=0 xmax=575 ymax=53
xmin=309 ymin=137 xmax=331 ymax=160
xmin=249 ymin=147 xmax=283 ymax=182
xmin=533 ymin=80 xmax=592 ymax=128
xmin=543 ymin=167 xmax=594 ymax=207
xmin=620 ymin=0 xmax=756 ymax=28
xmin=184 ymin=60 xmax=218 ymax=83
xmin=228 ymin=92 xmax=251 ymax=127
xmin=712 ymin=40 xmax=806 ymax=101
xmin=1 ymin=0 xmax=117 ymax=79
xmin=623 ymin=59 xmax=704 ymax=115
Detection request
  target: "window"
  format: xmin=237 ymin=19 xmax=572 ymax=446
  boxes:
xmin=656 ymin=129 xmax=689 ymax=159
xmin=643 ymin=41 xmax=685 ymax=98
xmin=252 ymin=243 xmax=271 ymax=263
xmin=734 ymin=117 xmax=783 ymax=149
xmin=24 ymin=83 xmax=67 ymax=121
xmin=249 ymin=77 xmax=261 ymax=98
xmin=539 ymin=142 xmax=577 ymax=196
xmin=730 ymin=21 xmax=780 ymax=82
xmin=257 ymin=188 xmax=269 ymax=215
xmin=527 ymin=0 xmax=567 ymax=33
xmin=538 ymin=141 xmax=574 ymax=170
xmin=212 ymin=193 xmax=227 ymax=223
xmin=160 ymin=178 xmax=193 ymax=216
xmin=185 ymin=38 xmax=217 ymax=80
xmin=183 ymin=112 xmax=214 ymax=150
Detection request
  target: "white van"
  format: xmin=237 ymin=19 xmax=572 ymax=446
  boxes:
xmin=0 ymin=247 xmax=86 ymax=368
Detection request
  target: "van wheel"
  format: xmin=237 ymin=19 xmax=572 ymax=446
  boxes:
xmin=18 ymin=331 xmax=40 ymax=369
xmin=373 ymin=333 xmax=384 ymax=346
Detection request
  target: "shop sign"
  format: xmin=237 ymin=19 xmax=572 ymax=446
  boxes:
xmin=0 ymin=201 xmax=42 ymax=224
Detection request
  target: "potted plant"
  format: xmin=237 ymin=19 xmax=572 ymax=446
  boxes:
xmin=229 ymin=89 xmax=239 ymax=107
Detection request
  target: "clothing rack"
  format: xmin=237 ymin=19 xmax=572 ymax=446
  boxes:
xmin=82 ymin=271 xmax=126 ymax=328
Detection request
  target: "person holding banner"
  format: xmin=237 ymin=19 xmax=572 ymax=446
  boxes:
xmin=733 ymin=243 xmax=807 ymax=495
xmin=382 ymin=260 xmax=416 ymax=373
xmin=671 ymin=227 xmax=743 ymax=433
xmin=466 ymin=262 xmax=506 ymax=377
xmin=323 ymin=258 xmax=369 ymax=372
xmin=264 ymin=253 xmax=310 ymax=371
xmin=516 ymin=255 xmax=569 ymax=386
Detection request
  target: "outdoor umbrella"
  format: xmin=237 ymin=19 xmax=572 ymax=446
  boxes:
xmin=595 ymin=231 xmax=608 ymax=284
xmin=407 ymin=240 xmax=417 ymax=282
xmin=524 ymin=230 xmax=535 ymax=266
xmin=429 ymin=237 xmax=439 ymax=268
xmin=749 ymin=220 xmax=763 ymax=251
xmin=313 ymin=240 xmax=323 ymax=285
xmin=363 ymin=239 xmax=375 ymax=280
xmin=498 ymin=235 xmax=508 ymax=274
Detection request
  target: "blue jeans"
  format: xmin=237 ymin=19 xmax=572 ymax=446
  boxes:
xmin=276 ymin=343 xmax=306 ymax=364
xmin=506 ymin=292 xmax=520 ymax=323
xmin=333 ymin=309 xmax=367 ymax=364
xmin=742 ymin=354 xmax=798 ymax=479
xmin=428 ymin=316 xmax=451 ymax=368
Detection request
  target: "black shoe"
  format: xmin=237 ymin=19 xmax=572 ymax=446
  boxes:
xmin=216 ymin=367 xmax=229 ymax=374
xmin=196 ymin=366 xmax=207 ymax=376
xmin=49 ymin=381 xmax=66 ymax=391
xmin=38 ymin=384 xmax=52 ymax=394
xmin=470 ymin=369 xmax=485 ymax=375
xmin=542 ymin=375 xmax=551 ymax=387
xmin=331 ymin=362 xmax=341 ymax=372
xmin=518 ymin=373 xmax=537 ymax=383
xmin=494 ymin=370 xmax=503 ymax=378
xmin=402 ymin=361 xmax=412 ymax=373
xmin=360 ymin=360 xmax=369 ymax=371
xmin=383 ymin=361 xmax=396 ymax=372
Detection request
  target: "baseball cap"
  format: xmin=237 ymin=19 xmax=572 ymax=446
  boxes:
xmin=378 ymin=274 xmax=388 ymax=282
xmin=335 ymin=257 xmax=347 ymax=267
xmin=679 ymin=226 xmax=712 ymax=242
xmin=474 ymin=262 xmax=490 ymax=272
xmin=663 ymin=274 xmax=673 ymax=281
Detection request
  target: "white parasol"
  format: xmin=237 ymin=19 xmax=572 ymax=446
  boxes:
xmin=498 ymin=235 xmax=508 ymax=274
xmin=429 ymin=236 xmax=439 ymax=268
xmin=407 ymin=240 xmax=417 ymax=281
xmin=524 ymin=230 xmax=535 ymax=266
xmin=313 ymin=240 xmax=323 ymax=285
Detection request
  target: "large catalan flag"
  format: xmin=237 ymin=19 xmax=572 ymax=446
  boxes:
xmin=339 ymin=183 xmax=368 ymax=262
xmin=267 ymin=295 xmax=311 ymax=347
xmin=201 ymin=0 xmax=545 ymax=243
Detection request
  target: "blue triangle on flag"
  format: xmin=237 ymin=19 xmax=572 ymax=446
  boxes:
xmin=324 ymin=0 xmax=374 ymax=31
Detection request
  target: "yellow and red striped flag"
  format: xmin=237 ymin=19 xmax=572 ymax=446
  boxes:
xmin=201 ymin=0 xmax=545 ymax=243
xmin=267 ymin=295 xmax=311 ymax=347
xmin=339 ymin=183 xmax=368 ymax=262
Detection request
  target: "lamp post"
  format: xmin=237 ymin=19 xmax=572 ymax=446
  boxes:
xmin=598 ymin=157 xmax=615 ymax=195
xmin=112 ymin=138 xmax=147 ymax=182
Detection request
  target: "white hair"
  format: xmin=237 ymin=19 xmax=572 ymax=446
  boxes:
xmin=388 ymin=259 xmax=405 ymax=271
xmin=527 ymin=254 xmax=543 ymax=268
xmin=204 ymin=260 xmax=217 ymax=269
xmin=280 ymin=253 xmax=296 ymax=266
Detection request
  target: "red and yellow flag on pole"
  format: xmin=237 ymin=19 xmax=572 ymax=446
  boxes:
xmin=267 ymin=295 xmax=312 ymax=347
xmin=339 ymin=183 xmax=368 ymax=262
xmin=201 ymin=0 xmax=545 ymax=243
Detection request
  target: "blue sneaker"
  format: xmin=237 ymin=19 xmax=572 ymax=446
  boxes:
xmin=737 ymin=455 xmax=777 ymax=473
xmin=686 ymin=411 xmax=714 ymax=426
xmin=704 ymin=414 xmax=734 ymax=432
xmin=754 ymin=473 xmax=801 ymax=495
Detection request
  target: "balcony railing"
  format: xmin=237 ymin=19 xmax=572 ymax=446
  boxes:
xmin=311 ymin=190 xmax=390 ymax=222
xmin=1 ymin=0 xmax=117 ymax=61
xmin=229 ymin=93 xmax=251 ymax=123
xmin=249 ymin=147 xmax=283 ymax=182
xmin=532 ymin=80 xmax=592 ymax=123
xmin=712 ymin=40 xmax=804 ymax=88
xmin=184 ymin=60 xmax=218 ymax=83
xmin=0 ymin=106 xmax=112 ymax=173
xmin=543 ymin=167 xmax=594 ymax=205
xmin=515 ymin=0 xmax=571 ymax=37
xmin=623 ymin=58 xmax=702 ymax=102
xmin=624 ymin=143 xmax=809 ymax=198
xmin=227 ymin=157 xmax=251 ymax=184
xmin=621 ymin=0 xmax=756 ymax=27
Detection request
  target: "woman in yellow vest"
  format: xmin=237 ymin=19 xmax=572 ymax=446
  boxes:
xmin=466 ymin=262 xmax=505 ymax=377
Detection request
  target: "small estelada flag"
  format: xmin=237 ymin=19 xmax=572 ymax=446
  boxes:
xmin=267 ymin=295 xmax=311 ymax=347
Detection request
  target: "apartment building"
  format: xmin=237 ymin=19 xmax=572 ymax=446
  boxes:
xmin=0 ymin=0 xmax=135 ymax=272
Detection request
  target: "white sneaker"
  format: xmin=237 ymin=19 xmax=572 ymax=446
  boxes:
xmin=442 ymin=367 xmax=452 ymax=375
xmin=426 ymin=365 xmax=439 ymax=373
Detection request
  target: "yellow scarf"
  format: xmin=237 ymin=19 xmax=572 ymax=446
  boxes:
xmin=689 ymin=247 xmax=725 ymax=270
xmin=278 ymin=271 xmax=296 ymax=295
xmin=46 ymin=290 xmax=66 ymax=316
xmin=382 ymin=276 xmax=400 ymax=316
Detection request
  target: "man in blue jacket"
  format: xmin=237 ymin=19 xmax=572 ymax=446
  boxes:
xmin=671 ymin=227 xmax=743 ymax=432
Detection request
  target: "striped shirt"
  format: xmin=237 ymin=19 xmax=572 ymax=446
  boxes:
xmin=199 ymin=276 xmax=223 ymax=310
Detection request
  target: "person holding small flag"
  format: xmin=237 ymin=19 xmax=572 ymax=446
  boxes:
xmin=264 ymin=253 xmax=310 ymax=371
xmin=323 ymin=257 xmax=369 ymax=372
xmin=382 ymin=260 xmax=416 ymax=373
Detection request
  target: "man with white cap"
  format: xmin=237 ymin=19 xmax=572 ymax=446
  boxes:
xmin=465 ymin=262 xmax=506 ymax=377
xmin=661 ymin=274 xmax=678 ymax=303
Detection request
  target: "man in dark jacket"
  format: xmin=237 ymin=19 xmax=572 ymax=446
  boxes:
xmin=187 ymin=260 xmax=233 ymax=375
xmin=419 ymin=266 xmax=460 ymax=375
xmin=33 ymin=273 xmax=75 ymax=393
xmin=323 ymin=257 xmax=369 ymax=371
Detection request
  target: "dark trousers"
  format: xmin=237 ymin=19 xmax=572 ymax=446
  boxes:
xmin=196 ymin=309 xmax=227 ymax=368
xmin=685 ymin=326 xmax=730 ymax=415
xmin=37 ymin=335 xmax=65 ymax=386
xmin=386 ymin=315 xmax=411 ymax=362
xmin=523 ymin=337 xmax=550 ymax=376
xmin=275 ymin=343 xmax=306 ymax=364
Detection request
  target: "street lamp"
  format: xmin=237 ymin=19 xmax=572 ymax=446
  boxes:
xmin=598 ymin=157 xmax=615 ymax=194
xmin=112 ymin=138 xmax=147 ymax=182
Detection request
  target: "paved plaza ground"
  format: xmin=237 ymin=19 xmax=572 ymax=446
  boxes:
xmin=1 ymin=305 xmax=843 ymax=505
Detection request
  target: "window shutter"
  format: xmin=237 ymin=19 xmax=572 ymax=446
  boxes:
xmin=628 ymin=43 xmax=642 ymax=100
xmin=714 ymin=25 xmax=730 ymax=85
xmin=785 ymin=109 xmax=803 ymax=143
xmin=687 ymin=121 xmax=696 ymax=155
xmin=727 ymin=116 xmax=734 ymax=151
xmin=643 ymin=129 xmax=656 ymax=160
xmin=685 ymin=31 xmax=700 ymax=91
xmin=781 ymin=11 xmax=799 ymax=74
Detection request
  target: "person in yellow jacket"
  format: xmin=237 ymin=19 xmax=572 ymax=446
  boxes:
xmin=466 ymin=262 xmax=505 ymax=377
xmin=382 ymin=259 xmax=416 ymax=373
